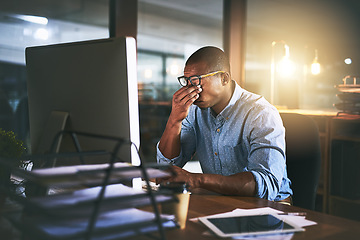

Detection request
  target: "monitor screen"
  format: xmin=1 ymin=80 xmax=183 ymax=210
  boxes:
xmin=26 ymin=37 xmax=140 ymax=167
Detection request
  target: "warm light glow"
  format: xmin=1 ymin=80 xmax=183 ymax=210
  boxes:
xmin=284 ymin=44 xmax=290 ymax=58
xmin=311 ymin=61 xmax=321 ymax=75
xmin=344 ymin=58 xmax=352 ymax=65
xmin=144 ymin=69 xmax=152 ymax=79
xmin=270 ymin=41 xmax=294 ymax=104
xmin=34 ymin=28 xmax=49 ymax=40
xmin=311 ymin=49 xmax=321 ymax=75
xmin=277 ymin=56 xmax=295 ymax=77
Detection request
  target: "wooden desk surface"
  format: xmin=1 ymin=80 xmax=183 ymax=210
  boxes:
xmin=139 ymin=193 xmax=360 ymax=240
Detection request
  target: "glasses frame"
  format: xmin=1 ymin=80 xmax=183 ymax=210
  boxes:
xmin=177 ymin=70 xmax=225 ymax=87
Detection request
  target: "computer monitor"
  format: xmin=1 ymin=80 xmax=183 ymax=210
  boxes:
xmin=25 ymin=37 xmax=140 ymax=167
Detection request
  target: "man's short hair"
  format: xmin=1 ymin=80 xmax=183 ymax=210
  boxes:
xmin=186 ymin=46 xmax=230 ymax=73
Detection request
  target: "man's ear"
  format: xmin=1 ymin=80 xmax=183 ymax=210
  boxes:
xmin=221 ymin=72 xmax=231 ymax=85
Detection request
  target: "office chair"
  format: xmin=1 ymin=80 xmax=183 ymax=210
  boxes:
xmin=280 ymin=112 xmax=321 ymax=210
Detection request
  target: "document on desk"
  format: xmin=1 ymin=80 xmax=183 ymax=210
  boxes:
xmin=26 ymin=162 xmax=171 ymax=186
xmin=28 ymin=183 xmax=172 ymax=210
xmin=23 ymin=207 xmax=176 ymax=239
xmin=193 ymin=207 xmax=317 ymax=239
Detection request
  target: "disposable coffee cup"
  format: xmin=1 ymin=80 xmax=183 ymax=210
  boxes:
xmin=160 ymin=182 xmax=190 ymax=229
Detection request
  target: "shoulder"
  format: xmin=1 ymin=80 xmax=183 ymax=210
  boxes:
xmin=234 ymin=88 xmax=282 ymax=126
xmin=231 ymin=82 xmax=271 ymax=111
xmin=234 ymin=86 xmax=275 ymax=113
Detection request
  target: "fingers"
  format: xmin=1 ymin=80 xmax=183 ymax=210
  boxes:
xmin=174 ymin=85 xmax=202 ymax=106
xmin=155 ymin=165 xmax=177 ymax=184
xmin=156 ymin=166 xmax=197 ymax=189
xmin=155 ymin=166 xmax=179 ymax=184
xmin=168 ymin=85 xmax=202 ymax=123
xmin=155 ymin=177 xmax=170 ymax=185
xmin=166 ymin=166 xmax=189 ymax=182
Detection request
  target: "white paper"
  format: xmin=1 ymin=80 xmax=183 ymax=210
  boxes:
xmin=190 ymin=207 xmax=282 ymax=223
xmin=30 ymin=183 xmax=144 ymax=208
xmin=191 ymin=207 xmax=317 ymax=239
xmin=31 ymin=162 xmax=133 ymax=176
xmin=27 ymin=183 xmax=173 ymax=218
xmin=28 ymin=162 xmax=170 ymax=186
xmin=24 ymin=207 xmax=175 ymax=238
xmin=276 ymin=215 xmax=316 ymax=228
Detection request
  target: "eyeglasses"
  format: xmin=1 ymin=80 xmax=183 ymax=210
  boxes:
xmin=177 ymin=71 xmax=225 ymax=87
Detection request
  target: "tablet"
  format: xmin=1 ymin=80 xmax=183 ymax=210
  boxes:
xmin=198 ymin=213 xmax=304 ymax=238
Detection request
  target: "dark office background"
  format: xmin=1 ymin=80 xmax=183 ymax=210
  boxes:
xmin=0 ymin=0 xmax=359 ymax=161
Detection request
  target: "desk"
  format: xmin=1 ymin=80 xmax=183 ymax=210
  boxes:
xmin=1 ymin=192 xmax=359 ymax=239
xmin=141 ymin=192 xmax=360 ymax=240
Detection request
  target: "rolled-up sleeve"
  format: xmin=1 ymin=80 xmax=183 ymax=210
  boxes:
xmin=247 ymin=107 xmax=286 ymax=200
xmin=156 ymin=141 xmax=180 ymax=164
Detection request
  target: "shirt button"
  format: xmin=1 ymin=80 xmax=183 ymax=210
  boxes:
xmin=214 ymin=152 xmax=218 ymax=156
xmin=216 ymin=128 xmax=220 ymax=133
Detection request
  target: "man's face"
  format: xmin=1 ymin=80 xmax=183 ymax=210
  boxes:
xmin=183 ymin=62 xmax=224 ymax=109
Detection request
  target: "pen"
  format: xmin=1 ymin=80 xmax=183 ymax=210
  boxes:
xmin=278 ymin=212 xmax=307 ymax=216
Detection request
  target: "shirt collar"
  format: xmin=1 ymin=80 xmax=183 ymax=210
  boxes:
xmin=217 ymin=80 xmax=244 ymax=120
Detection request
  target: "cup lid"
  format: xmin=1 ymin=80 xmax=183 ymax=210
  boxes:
xmin=159 ymin=181 xmax=190 ymax=193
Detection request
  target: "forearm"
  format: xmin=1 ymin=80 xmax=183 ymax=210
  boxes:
xmin=159 ymin=165 xmax=256 ymax=196
xmin=191 ymin=172 xmax=257 ymax=196
xmin=158 ymin=117 xmax=182 ymax=159
xmin=159 ymin=85 xmax=201 ymax=159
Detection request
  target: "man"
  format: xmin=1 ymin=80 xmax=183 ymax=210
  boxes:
xmin=157 ymin=46 xmax=292 ymax=202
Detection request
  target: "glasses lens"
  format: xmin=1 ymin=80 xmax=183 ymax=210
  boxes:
xmin=190 ymin=76 xmax=200 ymax=86
xmin=179 ymin=77 xmax=188 ymax=86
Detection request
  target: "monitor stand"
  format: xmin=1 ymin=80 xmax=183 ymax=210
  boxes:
xmin=34 ymin=111 xmax=69 ymax=167
xmin=27 ymin=111 xmax=69 ymax=197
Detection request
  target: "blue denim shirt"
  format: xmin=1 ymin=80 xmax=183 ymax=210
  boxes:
xmin=157 ymin=81 xmax=292 ymax=201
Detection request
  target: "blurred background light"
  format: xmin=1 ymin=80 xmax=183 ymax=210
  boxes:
xmin=33 ymin=28 xmax=49 ymax=40
xmin=311 ymin=61 xmax=321 ymax=75
xmin=311 ymin=49 xmax=321 ymax=75
xmin=169 ymin=63 xmax=181 ymax=76
xmin=344 ymin=58 xmax=352 ymax=65
xmin=275 ymin=44 xmax=296 ymax=78
xmin=13 ymin=14 xmax=48 ymax=25
xmin=277 ymin=56 xmax=296 ymax=77
xmin=144 ymin=69 xmax=153 ymax=79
